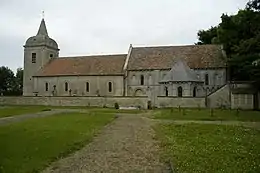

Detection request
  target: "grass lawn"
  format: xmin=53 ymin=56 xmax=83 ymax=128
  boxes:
xmin=0 ymin=105 xmax=145 ymax=118
xmin=153 ymin=108 xmax=260 ymax=121
xmin=0 ymin=112 xmax=114 ymax=173
xmin=155 ymin=123 xmax=260 ymax=173
xmin=0 ymin=106 xmax=52 ymax=118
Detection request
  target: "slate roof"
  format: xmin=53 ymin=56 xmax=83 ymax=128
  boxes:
xmin=127 ymin=44 xmax=226 ymax=70
xmin=35 ymin=54 xmax=127 ymax=77
xmin=160 ymin=58 xmax=203 ymax=83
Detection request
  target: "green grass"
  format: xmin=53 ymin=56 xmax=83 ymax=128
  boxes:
xmin=155 ymin=123 xmax=260 ymax=173
xmin=0 ymin=105 xmax=144 ymax=118
xmin=0 ymin=112 xmax=114 ymax=173
xmin=0 ymin=106 xmax=52 ymax=118
xmin=153 ymin=108 xmax=260 ymax=121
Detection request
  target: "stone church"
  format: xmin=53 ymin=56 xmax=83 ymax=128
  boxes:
xmin=23 ymin=19 xmax=227 ymax=101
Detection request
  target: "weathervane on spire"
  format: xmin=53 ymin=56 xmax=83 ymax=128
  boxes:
xmin=42 ymin=11 xmax=45 ymax=19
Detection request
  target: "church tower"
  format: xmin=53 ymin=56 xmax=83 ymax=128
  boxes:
xmin=23 ymin=18 xmax=59 ymax=96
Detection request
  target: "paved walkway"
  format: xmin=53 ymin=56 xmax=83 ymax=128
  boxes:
xmin=0 ymin=109 xmax=83 ymax=126
xmin=42 ymin=114 xmax=170 ymax=173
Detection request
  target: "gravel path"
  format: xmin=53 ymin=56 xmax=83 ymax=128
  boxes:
xmin=0 ymin=109 xmax=82 ymax=126
xmin=42 ymin=114 xmax=170 ymax=173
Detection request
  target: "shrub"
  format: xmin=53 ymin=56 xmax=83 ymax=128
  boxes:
xmin=114 ymin=102 xmax=119 ymax=109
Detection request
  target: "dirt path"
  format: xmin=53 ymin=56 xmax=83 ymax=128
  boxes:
xmin=42 ymin=114 xmax=170 ymax=173
xmin=0 ymin=109 xmax=85 ymax=126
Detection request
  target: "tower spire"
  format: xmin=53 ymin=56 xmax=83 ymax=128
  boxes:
xmin=37 ymin=13 xmax=48 ymax=36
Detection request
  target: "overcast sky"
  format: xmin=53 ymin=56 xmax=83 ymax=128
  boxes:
xmin=0 ymin=0 xmax=248 ymax=72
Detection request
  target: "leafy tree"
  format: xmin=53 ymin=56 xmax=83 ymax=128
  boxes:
xmin=196 ymin=0 xmax=260 ymax=88
xmin=247 ymin=0 xmax=260 ymax=11
xmin=15 ymin=68 xmax=23 ymax=95
xmin=0 ymin=66 xmax=15 ymax=95
xmin=0 ymin=67 xmax=23 ymax=96
xmin=196 ymin=26 xmax=219 ymax=45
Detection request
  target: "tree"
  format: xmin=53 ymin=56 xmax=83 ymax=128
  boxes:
xmin=0 ymin=67 xmax=23 ymax=96
xmin=196 ymin=0 xmax=260 ymax=88
xmin=0 ymin=66 xmax=15 ymax=95
xmin=15 ymin=68 xmax=23 ymax=95
xmin=247 ymin=0 xmax=260 ymax=11
xmin=196 ymin=26 xmax=219 ymax=45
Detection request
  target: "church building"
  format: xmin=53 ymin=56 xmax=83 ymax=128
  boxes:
xmin=23 ymin=19 xmax=227 ymax=102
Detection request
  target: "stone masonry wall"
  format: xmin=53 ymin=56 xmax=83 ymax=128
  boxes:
xmin=157 ymin=97 xmax=205 ymax=108
xmin=231 ymin=94 xmax=254 ymax=110
xmin=0 ymin=96 xmax=148 ymax=108
xmin=0 ymin=96 xmax=207 ymax=109
xmin=207 ymin=84 xmax=230 ymax=108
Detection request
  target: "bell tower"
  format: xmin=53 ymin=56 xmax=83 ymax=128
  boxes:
xmin=23 ymin=17 xmax=59 ymax=96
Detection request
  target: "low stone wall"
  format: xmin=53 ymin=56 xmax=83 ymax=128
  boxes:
xmin=207 ymin=84 xmax=231 ymax=108
xmin=231 ymin=94 xmax=254 ymax=110
xmin=0 ymin=96 xmax=148 ymax=109
xmin=157 ymin=97 xmax=205 ymax=108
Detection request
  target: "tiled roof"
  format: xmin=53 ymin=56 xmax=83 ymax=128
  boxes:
xmin=127 ymin=44 xmax=226 ymax=70
xmin=160 ymin=58 xmax=203 ymax=83
xmin=35 ymin=54 xmax=127 ymax=77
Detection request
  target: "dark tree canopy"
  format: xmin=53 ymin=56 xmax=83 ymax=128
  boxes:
xmin=196 ymin=0 xmax=260 ymax=88
xmin=0 ymin=66 xmax=23 ymax=96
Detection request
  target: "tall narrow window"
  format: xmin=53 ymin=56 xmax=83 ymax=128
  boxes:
xmin=65 ymin=82 xmax=68 ymax=91
xmin=165 ymin=86 xmax=169 ymax=97
xmin=86 ymin=82 xmax=89 ymax=92
xmin=45 ymin=83 xmax=48 ymax=91
xmin=205 ymin=74 xmax=209 ymax=85
xmin=177 ymin=86 xmax=183 ymax=97
xmin=193 ymin=87 xmax=197 ymax=97
xmin=108 ymin=82 xmax=112 ymax=92
xmin=140 ymin=75 xmax=144 ymax=85
xmin=32 ymin=53 xmax=36 ymax=63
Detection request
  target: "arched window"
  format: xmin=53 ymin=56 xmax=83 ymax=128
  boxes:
xmin=193 ymin=87 xmax=197 ymax=97
xmin=165 ymin=86 xmax=169 ymax=97
xmin=45 ymin=83 xmax=48 ymax=91
xmin=205 ymin=74 xmax=209 ymax=85
xmin=140 ymin=75 xmax=144 ymax=85
xmin=108 ymin=82 xmax=112 ymax=92
xmin=177 ymin=86 xmax=183 ymax=97
xmin=65 ymin=82 xmax=68 ymax=91
xmin=86 ymin=82 xmax=89 ymax=92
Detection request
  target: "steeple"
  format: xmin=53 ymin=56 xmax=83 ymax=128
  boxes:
xmin=37 ymin=18 xmax=48 ymax=36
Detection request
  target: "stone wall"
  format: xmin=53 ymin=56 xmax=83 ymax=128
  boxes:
xmin=0 ymin=96 xmax=148 ymax=108
xmin=33 ymin=75 xmax=124 ymax=97
xmin=0 ymin=96 xmax=207 ymax=109
xmin=207 ymin=84 xmax=230 ymax=108
xmin=157 ymin=97 xmax=205 ymax=108
xmin=231 ymin=94 xmax=254 ymax=110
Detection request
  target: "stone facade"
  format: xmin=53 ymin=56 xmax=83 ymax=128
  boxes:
xmin=33 ymin=75 xmax=124 ymax=97
xmin=20 ymin=18 xmax=238 ymax=109
xmin=0 ymin=96 xmax=208 ymax=109
xmin=231 ymin=94 xmax=254 ymax=110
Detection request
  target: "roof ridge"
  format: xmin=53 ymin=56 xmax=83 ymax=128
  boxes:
xmin=132 ymin=44 xmax=221 ymax=49
xmin=58 ymin=54 xmax=127 ymax=59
